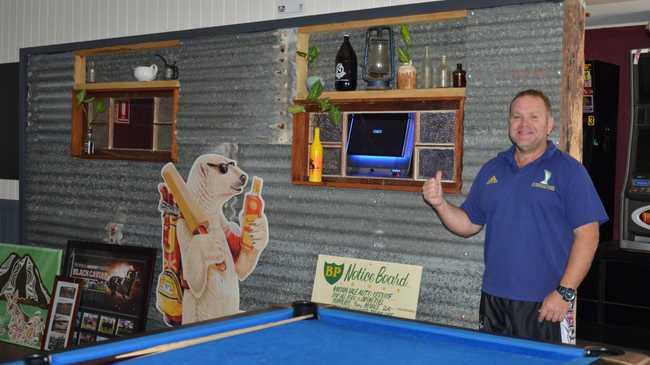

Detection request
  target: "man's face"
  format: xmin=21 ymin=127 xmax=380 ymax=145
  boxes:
xmin=508 ymin=95 xmax=554 ymax=154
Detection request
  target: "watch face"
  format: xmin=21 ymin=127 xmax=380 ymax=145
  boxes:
xmin=558 ymin=286 xmax=576 ymax=301
xmin=565 ymin=290 xmax=576 ymax=301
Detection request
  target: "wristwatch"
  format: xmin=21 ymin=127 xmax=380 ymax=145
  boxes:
xmin=556 ymin=285 xmax=577 ymax=302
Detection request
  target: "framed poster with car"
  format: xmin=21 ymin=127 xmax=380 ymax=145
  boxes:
xmin=63 ymin=241 xmax=156 ymax=345
xmin=42 ymin=277 xmax=81 ymax=351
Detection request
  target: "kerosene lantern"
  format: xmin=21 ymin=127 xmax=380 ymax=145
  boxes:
xmin=362 ymin=26 xmax=395 ymax=89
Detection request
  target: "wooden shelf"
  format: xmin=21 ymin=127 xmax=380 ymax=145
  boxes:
xmin=74 ymin=149 xmax=173 ymax=162
xmin=71 ymin=40 xmax=181 ymax=162
xmin=295 ymin=11 xmax=468 ymax=98
xmin=293 ymin=177 xmax=427 ymax=192
xmin=74 ymin=80 xmax=180 ymax=92
xmin=291 ymin=11 xmax=468 ymax=192
xmin=295 ymin=88 xmax=465 ymax=103
xmin=291 ymin=96 xmax=465 ymax=193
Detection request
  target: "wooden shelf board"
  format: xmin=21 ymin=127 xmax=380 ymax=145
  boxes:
xmin=74 ymin=149 xmax=174 ymax=163
xmin=74 ymin=80 xmax=180 ymax=91
xmin=295 ymin=88 xmax=465 ymax=103
xmin=75 ymin=40 xmax=180 ymax=57
xmin=298 ymin=10 xmax=468 ymax=34
xmin=292 ymin=177 xmax=461 ymax=193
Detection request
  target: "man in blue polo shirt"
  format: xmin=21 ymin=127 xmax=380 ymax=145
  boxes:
xmin=423 ymin=89 xmax=607 ymax=343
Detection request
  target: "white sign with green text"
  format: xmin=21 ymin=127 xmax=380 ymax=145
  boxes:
xmin=311 ymin=255 xmax=422 ymax=319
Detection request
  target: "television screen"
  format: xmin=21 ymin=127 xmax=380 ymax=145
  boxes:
xmin=346 ymin=113 xmax=410 ymax=157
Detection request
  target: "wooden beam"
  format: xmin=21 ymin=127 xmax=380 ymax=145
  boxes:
xmin=295 ymin=88 xmax=465 ymax=103
xmin=298 ymin=10 xmax=468 ymax=34
xmin=74 ymin=80 xmax=180 ymax=91
xmin=75 ymin=40 xmax=180 ymax=57
xmin=74 ymin=54 xmax=86 ymax=86
xmin=559 ymin=0 xmax=585 ymax=161
xmin=296 ymin=33 xmax=310 ymax=99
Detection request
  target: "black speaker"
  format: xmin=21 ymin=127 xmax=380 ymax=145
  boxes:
xmin=419 ymin=111 xmax=456 ymax=144
xmin=323 ymin=147 xmax=341 ymax=175
xmin=417 ymin=148 xmax=455 ymax=181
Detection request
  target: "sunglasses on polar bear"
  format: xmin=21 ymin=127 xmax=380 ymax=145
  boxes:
xmin=207 ymin=161 xmax=235 ymax=174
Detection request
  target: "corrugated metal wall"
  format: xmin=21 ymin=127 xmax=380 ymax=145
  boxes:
xmin=0 ymin=0 xmax=438 ymax=63
xmin=23 ymin=2 xmax=564 ymax=329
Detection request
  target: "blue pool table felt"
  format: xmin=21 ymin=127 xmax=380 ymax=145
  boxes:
xmin=34 ymin=307 xmax=598 ymax=365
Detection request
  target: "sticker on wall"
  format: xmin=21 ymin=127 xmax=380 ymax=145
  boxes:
xmin=631 ymin=206 xmax=650 ymax=230
xmin=155 ymin=154 xmax=269 ymax=326
xmin=116 ymin=101 xmax=130 ymax=123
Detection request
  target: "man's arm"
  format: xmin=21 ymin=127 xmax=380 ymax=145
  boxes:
xmin=422 ymin=171 xmax=482 ymax=237
xmin=538 ymin=221 xmax=600 ymax=322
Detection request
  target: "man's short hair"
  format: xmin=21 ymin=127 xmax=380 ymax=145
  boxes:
xmin=509 ymin=89 xmax=552 ymax=116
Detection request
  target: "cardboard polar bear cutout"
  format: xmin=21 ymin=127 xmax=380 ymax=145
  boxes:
xmin=156 ymin=154 xmax=269 ymax=326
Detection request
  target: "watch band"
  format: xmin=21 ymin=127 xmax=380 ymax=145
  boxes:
xmin=556 ymin=285 xmax=576 ymax=302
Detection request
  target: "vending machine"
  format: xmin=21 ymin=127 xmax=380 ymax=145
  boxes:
xmin=621 ymin=48 xmax=650 ymax=252
xmin=583 ymin=60 xmax=619 ymax=241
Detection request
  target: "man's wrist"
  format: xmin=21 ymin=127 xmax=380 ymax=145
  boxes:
xmin=431 ymin=199 xmax=447 ymax=210
xmin=556 ymin=285 xmax=576 ymax=302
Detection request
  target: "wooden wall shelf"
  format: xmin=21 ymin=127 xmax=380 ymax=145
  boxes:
xmin=290 ymin=11 xmax=469 ymax=192
xmin=71 ymin=40 xmax=180 ymax=162
xmin=291 ymin=94 xmax=465 ymax=193
xmin=294 ymin=88 xmax=465 ymax=103
xmin=74 ymin=80 xmax=180 ymax=92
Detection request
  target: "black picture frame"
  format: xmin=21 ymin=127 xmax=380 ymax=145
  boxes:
xmin=63 ymin=240 xmax=157 ymax=345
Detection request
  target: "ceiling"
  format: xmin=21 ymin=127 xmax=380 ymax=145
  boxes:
xmin=585 ymin=0 xmax=650 ymax=29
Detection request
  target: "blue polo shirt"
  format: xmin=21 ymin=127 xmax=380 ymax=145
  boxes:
xmin=461 ymin=142 xmax=607 ymax=302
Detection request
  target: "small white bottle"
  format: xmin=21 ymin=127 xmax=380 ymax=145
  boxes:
xmin=424 ymin=46 xmax=432 ymax=88
xmin=88 ymin=61 xmax=96 ymax=83
xmin=437 ymin=55 xmax=449 ymax=88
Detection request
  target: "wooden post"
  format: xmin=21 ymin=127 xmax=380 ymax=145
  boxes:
xmin=296 ymin=32 xmax=310 ymax=99
xmin=559 ymin=0 xmax=585 ymax=161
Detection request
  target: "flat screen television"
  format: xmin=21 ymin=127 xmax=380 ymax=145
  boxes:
xmin=345 ymin=112 xmax=415 ymax=178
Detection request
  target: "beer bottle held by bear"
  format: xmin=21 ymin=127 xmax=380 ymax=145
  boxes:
xmin=309 ymin=127 xmax=323 ymax=182
xmin=241 ymin=176 xmax=264 ymax=250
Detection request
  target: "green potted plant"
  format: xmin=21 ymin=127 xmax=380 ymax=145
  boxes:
xmin=288 ymin=45 xmax=342 ymax=127
xmin=75 ymin=89 xmax=106 ymax=154
xmin=396 ymin=24 xmax=416 ymax=89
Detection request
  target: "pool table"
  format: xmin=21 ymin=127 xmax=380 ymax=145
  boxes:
xmin=12 ymin=302 xmax=625 ymax=365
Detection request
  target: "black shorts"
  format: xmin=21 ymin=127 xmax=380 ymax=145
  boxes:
xmin=479 ymin=291 xmax=565 ymax=343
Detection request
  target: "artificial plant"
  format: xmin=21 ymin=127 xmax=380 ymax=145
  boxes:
xmin=75 ymin=89 xmax=106 ymax=129
xmin=288 ymin=45 xmax=342 ymax=127
xmin=397 ymin=24 xmax=412 ymax=64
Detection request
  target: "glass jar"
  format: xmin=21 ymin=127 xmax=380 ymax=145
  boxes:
xmin=397 ymin=61 xmax=417 ymax=90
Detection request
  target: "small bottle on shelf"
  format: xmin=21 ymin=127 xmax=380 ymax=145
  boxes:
xmin=437 ymin=55 xmax=450 ymax=88
xmin=309 ymin=127 xmax=323 ymax=182
xmin=84 ymin=127 xmax=95 ymax=155
xmin=424 ymin=46 xmax=433 ymax=88
xmin=88 ymin=61 xmax=96 ymax=83
xmin=452 ymin=63 xmax=467 ymax=87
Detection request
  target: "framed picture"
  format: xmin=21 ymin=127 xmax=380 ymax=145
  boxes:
xmin=42 ymin=277 xmax=81 ymax=351
xmin=0 ymin=242 xmax=63 ymax=349
xmin=63 ymin=240 xmax=157 ymax=345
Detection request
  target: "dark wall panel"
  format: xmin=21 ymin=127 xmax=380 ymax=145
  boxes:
xmin=0 ymin=62 xmax=19 ymax=180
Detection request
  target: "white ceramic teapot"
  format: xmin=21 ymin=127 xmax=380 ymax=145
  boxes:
xmin=134 ymin=64 xmax=158 ymax=81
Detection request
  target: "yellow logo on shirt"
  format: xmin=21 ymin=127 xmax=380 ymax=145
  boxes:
xmin=486 ymin=176 xmax=498 ymax=185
